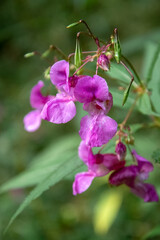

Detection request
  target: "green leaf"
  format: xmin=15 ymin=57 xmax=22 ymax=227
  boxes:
xmin=110 ymin=87 xmax=134 ymax=108
xmin=24 ymin=52 xmax=35 ymax=58
xmin=106 ymin=63 xmax=131 ymax=84
xmin=66 ymin=21 xmax=80 ymax=29
xmin=129 ymin=123 xmax=144 ymax=133
xmin=137 ymin=93 xmax=160 ymax=117
xmin=152 ymin=149 xmax=160 ymax=164
xmin=122 ymin=28 xmax=160 ymax=55
xmin=142 ymin=42 xmax=160 ymax=83
xmin=142 ymin=226 xmax=160 ymax=240
xmin=4 ymin=154 xmax=83 ymax=233
xmin=74 ymin=38 xmax=82 ymax=69
xmin=147 ymin=44 xmax=160 ymax=113
xmin=122 ymin=81 xmax=133 ymax=105
xmin=0 ymin=134 xmax=80 ymax=193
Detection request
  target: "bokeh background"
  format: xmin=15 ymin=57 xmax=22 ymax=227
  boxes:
xmin=0 ymin=0 xmax=160 ymax=239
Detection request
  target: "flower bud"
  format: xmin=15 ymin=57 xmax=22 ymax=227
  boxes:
xmin=98 ymin=54 xmax=110 ymax=71
xmin=115 ymin=142 xmax=126 ymax=160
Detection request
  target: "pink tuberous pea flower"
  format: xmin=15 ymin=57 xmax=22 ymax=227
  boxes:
xmin=109 ymin=150 xmax=159 ymax=202
xmin=23 ymin=81 xmax=51 ymax=132
xmin=74 ymin=75 xmax=117 ymax=147
xmin=41 ymin=60 xmax=79 ymax=124
xmin=73 ymin=141 xmax=125 ymax=195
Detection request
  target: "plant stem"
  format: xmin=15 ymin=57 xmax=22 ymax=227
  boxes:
xmin=121 ymin=55 xmax=143 ymax=85
xmin=120 ymin=95 xmax=139 ymax=131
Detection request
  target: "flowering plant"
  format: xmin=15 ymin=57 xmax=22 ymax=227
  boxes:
xmin=1 ymin=20 xmax=160 ymax=231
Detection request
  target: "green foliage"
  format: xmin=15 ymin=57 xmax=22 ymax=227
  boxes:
xmin=4 ymin=155 xmax=83 ymax=233
xmin=142 ymin=226 xmax=160 ymax=240
xmin=152 ymin=149 xmax=160 ymax=164
xmin=137 ymin=93 xmax=160 ymax=117
xmin=0 ymin=134 xmax=80 ymax=192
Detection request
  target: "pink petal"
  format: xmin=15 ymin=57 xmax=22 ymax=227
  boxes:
xmin=30 ymin=81 xmax=49 ymax=109
xmin=73 ymin=172 xmax=95 ymax=195
xmin=79 ymin=114 xmax=118 ymax=147
xmin=74 ymin=75 xmax=109 ymax=103
xmin=78 ymin=141 xmax=93 ymax=165
xmin=41 ymin=96 xmax=76 ymax=124
xmin=131 ymin=182 xmax=159 ymax=202
xmin=23 ymin=110 xmax=41 ymax=132
xmin=102 ymin=153 xmax=125 ymax=170
xmin=50 ymin=60 xmax=69 ymax=90
xmin=132 ymin=150 xmax=153 ymax=175
xmin=109 ymin=166 xmax=139 ymax=186
xmin=89 ymin=162 xmax=109 ymax=177
xmin=105 ymin=92 xmax=113 ymax=114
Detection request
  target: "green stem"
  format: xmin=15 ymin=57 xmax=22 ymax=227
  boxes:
xmin=121 ymin=55 xmax=143 ymax=85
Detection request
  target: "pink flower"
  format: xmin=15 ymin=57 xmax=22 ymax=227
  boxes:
xmin=74 ymin=75 xmax=117 ymax=147
xmin=41 ymin=60 xmax=78 ymax=124
xmin=74 ymin=75 xmax=109 ymax=103
xmin=73 ymin=141 xmax=125 ymax=195
xmin=41 ymin=93 xmax=76 ymax=124
xmin=109 ymin=150 xmax=159 ymax=202
xmin=79 ymin=113 xmax=117 ymax=147
xmin=23 ymin=81 xmax=51 ymax=132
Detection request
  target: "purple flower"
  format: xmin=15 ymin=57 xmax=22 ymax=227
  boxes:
xmin=41 ymin=60 xmax=78 ymax=124
xmin=79 ymin=113 xmax=117 ymax=147
xmin=109 ymin=150 xmax=159 ymax=202
xmin=50 ymin=60 xmax=79 ymax=94
xmin=74 ymin=75 xmax=109 ymax=103
xmin=74 ymin=74 xmax=117 ymax=147
xmin=83 ymin=92 xmax=113 ymax=116
xmin=41 ymin=93 xmax=76 ymax=124
xmin=23 ymin=81 xmax=51 ymax=132
xmin=73 ymin=141 xmax=125 ymax=195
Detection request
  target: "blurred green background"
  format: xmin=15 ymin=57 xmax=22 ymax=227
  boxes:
xmin=0 ymin=0 xmax=160 ymax=239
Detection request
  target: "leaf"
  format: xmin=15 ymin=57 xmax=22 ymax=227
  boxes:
xmin=66 ymin=21 xmax=80 ymax=29
xmin=147 ymin=45 xmax=160 ymax=113
xmin=24 ymin=52 xmax=35 ymax=58
xmin=142 ymin=42 xmax=160 ymax=83
xmin=74 ymin=38 xmax=82 ymax=69
xmin=152 ymin=149 xmax=160 ymax=164
xmin=93 ymin=190 xmax=122 ymax=235
xmin=106 ymin=63 xmax=131 ymax=84
xmin=129 ymin=123 xmax=144 ymax=133
xmin=122 ymin=28 xmax=160 ymax=56
xmin=142 ymin=226 xmax=160 ymax=240
xmin=137 ymin=93 xmax=160 ymax=117
xmin=122 ymin=81 xmax=133 ymax=105
xmin=4 ymin=154 xmax=83 ymax=233
xmin=0 ymin=134 xmax=80 ymax=193
xmin=111 ymin=87 xmax=134 ymax=108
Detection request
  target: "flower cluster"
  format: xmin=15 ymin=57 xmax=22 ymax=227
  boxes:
xmin=24 ymin=59 xmax=159 ymax=202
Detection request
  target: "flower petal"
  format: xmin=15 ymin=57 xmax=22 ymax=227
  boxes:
xmin=79 ymin=114 xmax=117 ymax=147
xmin=131 ymin=182 xmax=159 ymax=202
xmin=74 ymin=75 xmax=109 ymax=103
xmin=50 ymin=60 xmax=69 ymax=90
xmin=78 ymin=141 xmax=93 ymax=165
xmin=23 ymin=110 xmax=41 ymax=132
xmin=109 ymin=166 xmax=139 ymax=186
xmin=73 ymin=172 xmax=95 ymax=195
xmin=41 ymin=96 xmax=76 ymax=124
xmin=132 ymin=150 xmax=153 ymax=174
xmin=30 ymin=81 xmax=49 ymax=109
xmin=102 ymin=153 xmax=125 ymax=170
